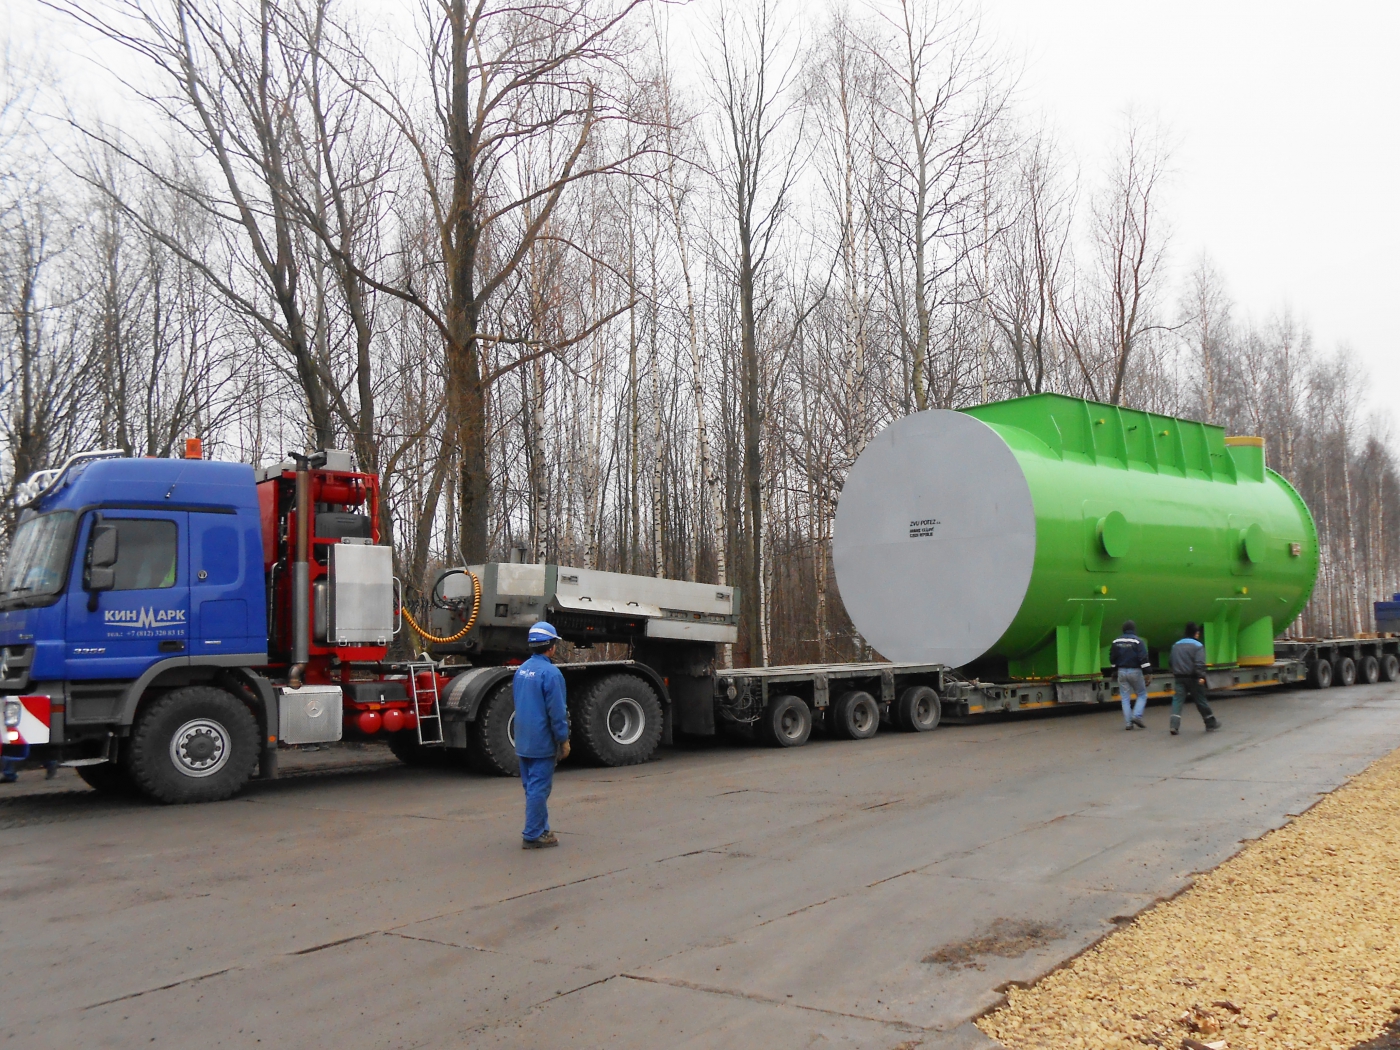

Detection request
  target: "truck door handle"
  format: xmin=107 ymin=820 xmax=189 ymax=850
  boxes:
xmin=159 ymin=640 xmax=186 ymax=653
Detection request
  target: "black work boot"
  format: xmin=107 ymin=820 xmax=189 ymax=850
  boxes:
xmin=1206 ymin=718 xmax=1222 ymax=731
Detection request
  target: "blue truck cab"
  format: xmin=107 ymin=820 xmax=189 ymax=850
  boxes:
xmin=0 ymin=452 xmax=277 ymax=800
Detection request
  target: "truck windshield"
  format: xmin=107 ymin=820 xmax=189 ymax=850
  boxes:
xmin=0 ymin=511 xmax=77 ymax=602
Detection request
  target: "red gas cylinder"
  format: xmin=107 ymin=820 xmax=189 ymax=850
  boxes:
xmin=357 ymin=710 xmax=382 ymax=735
xmin=314 ymin=475 xmax=366 ymax=506
xmin=381 ymin=708 xmax=405 ymax=733
xmin=402 ymin=710 xmax=419 ymax=731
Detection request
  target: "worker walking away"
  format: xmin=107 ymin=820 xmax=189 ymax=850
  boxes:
xmin=513 ymin=621 xmax=570 ymax=849
xmin=1109 ymin=620 xmax=1152 ymax=730
xmin=1169 ymin=622 xmax=1222 ymax=735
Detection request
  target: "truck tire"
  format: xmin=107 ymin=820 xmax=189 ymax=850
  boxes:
xmin=469 ymin=683 xmax=520 ymax=777
xmin=830 ymin=690 xmax=880 ymax=740
xmin=894 ymin=686 xmax=941 ymax=732
xmin=388 ymin=731 xmax=451 ymax=769
xmin=1308 ymin=658 xmax=1333 ymax=689
xmin=126 ymin=686 xmax=260 ymax=804
xmin=572 ymin=673 xmax=662 ymax=767
xmin=1382 ymin=654 xmax=1400 ymax=683
xmin=1333 ymin=656 xmax=1357 ymax=687
xmin=76 ymin=760 xmax=140 ymax=797
xmin=1360 ymin=655 xmax=1381 ymax=685
xmin=755 ymin=694 xmax=811 ymax=748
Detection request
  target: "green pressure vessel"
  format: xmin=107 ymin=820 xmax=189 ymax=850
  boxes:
xmin=832 ymin=393 xmax=1319 ymax=674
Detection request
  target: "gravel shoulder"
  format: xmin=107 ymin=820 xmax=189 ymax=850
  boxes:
xmin=978 ymin=744 xmax=1400 ymax=1050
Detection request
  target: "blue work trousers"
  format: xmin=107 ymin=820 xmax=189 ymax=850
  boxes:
xmin=1118 ymin=669 xmax=1148 ymax=724
xmin=519 ymin=755 xmax=556 ymax=842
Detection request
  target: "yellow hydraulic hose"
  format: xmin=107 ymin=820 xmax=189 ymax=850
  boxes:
xmin=402 ymin=569 xmax=481 ymax=644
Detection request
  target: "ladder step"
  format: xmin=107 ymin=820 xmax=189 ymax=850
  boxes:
xmin=404 ymin=661 xmax=446 ymax=746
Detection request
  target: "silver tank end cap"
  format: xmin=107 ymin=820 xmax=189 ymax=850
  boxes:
xmin=833 ymin=410 xmax=1036 ymax=667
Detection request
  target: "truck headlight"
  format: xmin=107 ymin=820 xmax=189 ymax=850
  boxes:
xmin=2 ymin=699 xmax=19 ymax=728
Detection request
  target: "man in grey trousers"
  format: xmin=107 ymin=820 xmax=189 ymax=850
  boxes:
xmin=1170 ymin=622 xmax=1222 ymax=735
xmin=1109 ymin=620 xmax=1152 ymax=730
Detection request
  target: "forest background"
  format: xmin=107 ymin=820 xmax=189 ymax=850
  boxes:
xmin=1 ymin=0 xmax=1396 ymax=665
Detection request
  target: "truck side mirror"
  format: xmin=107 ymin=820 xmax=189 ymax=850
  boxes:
xmin=87 ymin=524 xmax=119 ymax=610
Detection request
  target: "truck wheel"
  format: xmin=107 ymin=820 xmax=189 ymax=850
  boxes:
xmin=894 ymin=686 xmax=941 ymax=732
xmin=1382 ymin=654 xmax=1400 ymax=683
xmin=756 ymin=694 xmax=811 ymax=748
xmin=1308 ymin=659 xmax=1333 ymax=689
xmin=572 ymin=673 xmax=663 ymax=767
xmin=469 ymin=684 xmax=519 ymax=777
xmin=76 ymin=761 xmax=140 ymax=797
xmin=388 ymin=731 xmax=450 ymax=769
xmin=1360 ymin=655 xmax=1381 ymax=685
xmin=830 ymin=690 xmax=880 ymax=740
xmin=1333 ymin=656 xmax=1357 ymax=687
xmin=126 ymin=686 xmax=259 ymax=804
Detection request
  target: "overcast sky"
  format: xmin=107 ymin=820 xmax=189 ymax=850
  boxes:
xmin=981 ymin=0 xmax=1399 ymax=441
xmin=9 ymin=0 xmax=1396 ymax=441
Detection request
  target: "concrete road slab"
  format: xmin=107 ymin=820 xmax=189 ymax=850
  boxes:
xmin=633 ymin=868 xmax=1151 ymax=1031
xmin=465 ymin=973 xmax=922 ymax=1050
xmin=8 ymin=928 xmax=601 ymax=1049
xmin=1 ymin=681 xmax=1397 ymax=1048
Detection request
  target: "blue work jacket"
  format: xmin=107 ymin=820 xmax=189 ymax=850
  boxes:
xmin=512 ymin=654 xmax=569 ymax=758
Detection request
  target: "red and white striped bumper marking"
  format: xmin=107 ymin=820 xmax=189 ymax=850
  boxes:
xmin=6 ymin=695 xmax=51 ymax=745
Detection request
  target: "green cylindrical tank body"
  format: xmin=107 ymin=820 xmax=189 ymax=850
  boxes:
xmin=832 ymin=393 xmax=1319 ymax=674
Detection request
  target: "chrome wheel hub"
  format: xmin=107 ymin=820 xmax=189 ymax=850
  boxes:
xmin=606 ymin=697 xmax=645 ymax=746
xmin=169 ymin=718 xmax=231 ymax=778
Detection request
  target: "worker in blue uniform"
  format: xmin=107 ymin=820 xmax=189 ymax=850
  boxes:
xmin=513 ymin=621 xmax=570 ymax=848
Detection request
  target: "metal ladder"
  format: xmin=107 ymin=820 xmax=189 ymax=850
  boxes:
xmin=406 ymin=661 xmax=444 ymax=746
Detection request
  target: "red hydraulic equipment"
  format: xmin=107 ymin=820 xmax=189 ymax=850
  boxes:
xmin=255 ymin=456 xmax=445 ymax=739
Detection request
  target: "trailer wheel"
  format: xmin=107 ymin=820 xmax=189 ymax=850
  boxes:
xmin=1333 ymin=656 xmax=1357 ymax=687
xmin=756 ymin=694 xmax=812 ymax=748
xmin=126 ymin=686 xmax=259 ymax=804
xmin=1382 ymin=654 xmax=1400 ymax=683
xmin=894 ymin=686 xmax=941 ymax=732
xmin=572 ymin=673 xmax=663 ymax=767
xmin=1308 ymin=659 xmax=1333 ymax=689
xmin=830 ymin=690 xmax=880 ymax=740
xmin=469 ymin=683 xmax=520 ymax=777
xmin=76 ymin=760 xmax=140 ymax=797
xmin=1360 ymin=655 xmax=1381 ymax=685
